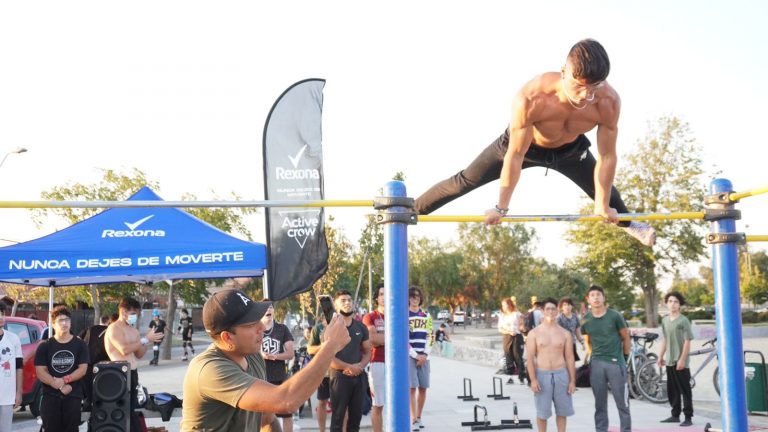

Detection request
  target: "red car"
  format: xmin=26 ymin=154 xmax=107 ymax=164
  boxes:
xmin=3 ymin=316 xmax=47 ymax=416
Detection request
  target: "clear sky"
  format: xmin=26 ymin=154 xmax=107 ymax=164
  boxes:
xmin=1 ymin=1 xmax=766 ymax=277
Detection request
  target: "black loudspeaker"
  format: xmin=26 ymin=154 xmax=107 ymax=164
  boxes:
xmin=90 ymin=361 xmax=131 ymax=432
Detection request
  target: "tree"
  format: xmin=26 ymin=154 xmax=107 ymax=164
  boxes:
xmin=409 ymin=237 xmax=464 ymax=315
xmin=667 ymin=273 xmax=710 ymax=307
xmin=741 ymin=250 xmax=768 ymax=305
xmin=457 ymin=223 xmax=536 ymax=327
xmin=566 ymin=116 xmax=708 ymax=326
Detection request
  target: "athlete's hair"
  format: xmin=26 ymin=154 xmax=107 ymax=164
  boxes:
xmin=501 ymin=298 xmax=517 ymax=312
xmin=408 ymin=287 xmax=424 ymax=306
xmin=541 ymin=297 xmax=558 ymax=309
xmin=119 ymin=297 xmax=141 ymax=311
xmin=373 ymin=285 xmax=384 ymax=307
xmin=558 ymin=297 xmax=574 ymax=309
xmin=586 ymin=285 xmax=605 ymax=298
xmin=664 ymin=291 xmax=687 ymax=306
xmin=567 ymin=39 xmax=610 ymax=83
xmin=50 ymin=305 xmax=71 ymax=321
xmin=334 ymin=290 xmax=353 ymax=300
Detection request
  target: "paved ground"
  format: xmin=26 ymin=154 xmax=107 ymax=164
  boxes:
xmin=12 ymin=325 xmax=768 ymax=431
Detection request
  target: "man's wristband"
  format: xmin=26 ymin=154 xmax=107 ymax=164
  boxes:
xmin=494 ymin=205 xmax=509 ymax=216
xmin=140 ymin=337 xmax=149 ymax=346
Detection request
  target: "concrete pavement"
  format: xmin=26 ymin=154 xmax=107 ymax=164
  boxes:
xmin=12 ymin=326 xmax=768 ymax=431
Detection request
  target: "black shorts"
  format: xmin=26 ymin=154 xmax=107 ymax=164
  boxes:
xmin=316 ymin=376 xmax=330 ymax=401
xmin=182 ymin=327 xmax=193 ymax=341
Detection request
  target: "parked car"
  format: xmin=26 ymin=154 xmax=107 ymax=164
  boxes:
xmin=453 ymin=310 xmax=466 ymax=325
xmin=3 ymin=316 xmax=47 ymax=416
xmin=437 ymin=310 xmax=450 ymax=320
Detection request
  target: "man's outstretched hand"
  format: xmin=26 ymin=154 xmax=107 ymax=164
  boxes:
xmin=484 ymin=208 xmax=504 ymax=225
xmin=595 ymin=205 xmax=619 ymax=224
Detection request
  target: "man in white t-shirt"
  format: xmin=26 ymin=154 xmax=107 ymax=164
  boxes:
xmin=0 ymin=302 xmax=23 ymax=432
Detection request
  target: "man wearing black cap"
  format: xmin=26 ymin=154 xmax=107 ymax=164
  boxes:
xmin=181 ymin=290 xmax=351 ymax=432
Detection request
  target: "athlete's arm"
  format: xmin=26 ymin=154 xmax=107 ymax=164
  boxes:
xmin=485 ymin=90 xmax=535 ymax=225
xmin=593 ymin=90 xmax=621 ymax=223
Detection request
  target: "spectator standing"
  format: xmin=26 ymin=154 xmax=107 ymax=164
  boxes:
xmin=178 ymin=308 xmax=195 ymax=361
xmin=148 ymin=310 xmax=168 ymax=366
xmin=497 ymin=298 xmax=525 ymax=384
xmin=408 ymin=287 xmax=433 ymax=431
xmin=556 ymin=297 xmax=584 ymax=362
xmin=362 ymin=285 xmax=386 ymax=432
xmin=260 ymin=304 xmax=296 ymax=432
xmin=34 ymin=306 xmax=90 ymax=432
xmin=104 ymin=297 xmax=163 ymax=432
xmin=327 ymin=290 xmax=371 ymax=432
xmin=657 ymin=292 xmax=694 ymax=427
xmin=581 ymin=285 xmax=631 ymax=432
xmin=0 ymin=302 xmax=22 ymax=432
xmin=526 ymin=298 xmax=575 ymax=432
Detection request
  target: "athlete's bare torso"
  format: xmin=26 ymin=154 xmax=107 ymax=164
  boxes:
xmin=530 ymin=323 xmax=570 ymax=371
xmin=105 ymin=320 xmax=141 ymax=369
xmin=519 ymin=72 xmax=620 ymax=148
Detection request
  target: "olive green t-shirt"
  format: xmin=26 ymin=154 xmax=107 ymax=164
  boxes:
xmin=581 ymin=308 xmax=627 ymax=366
xmin=661 ymin=314 xmax=694 ymax=367
xmin=181 ymin=343 xmax=266 ymax=431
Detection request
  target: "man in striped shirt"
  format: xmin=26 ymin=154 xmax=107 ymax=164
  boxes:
xmin=408 ymin=287 xmax=433 ymax=431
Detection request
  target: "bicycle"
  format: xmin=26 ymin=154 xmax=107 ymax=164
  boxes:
xmin=627 ymin=332 xmax=660 ymax=400
xmin=636 ymin=337 xmax=719 ymax=403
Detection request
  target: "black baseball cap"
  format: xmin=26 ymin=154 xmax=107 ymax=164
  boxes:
xmin=203 ymin=290 xmax=271 ymax=335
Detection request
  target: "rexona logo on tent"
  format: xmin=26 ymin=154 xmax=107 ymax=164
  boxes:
xmin=101 ymin=215 xmax=166 ymax=238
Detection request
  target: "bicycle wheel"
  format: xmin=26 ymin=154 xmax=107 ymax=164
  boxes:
xmin=713 ymin=366 xmax=720 ymax=396
xmin=646 ymin=353 xmax=658 ymax=363
xmin=636 ymin=361 xmax=669 ymax=403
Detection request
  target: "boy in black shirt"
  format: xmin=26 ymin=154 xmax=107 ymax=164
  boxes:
xmin=34 ymin=306 xmax=89 ymax=432
xmin=148 ymin=310 xmax=168 ymax=366
xmin=178 ymin=308 xmax=195 ymax=361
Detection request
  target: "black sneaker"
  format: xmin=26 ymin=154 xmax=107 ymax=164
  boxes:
xmin=660 ymin=416 xmax=680 ymax=423
xmin=680 ymin=418 xmax=693 ymax=427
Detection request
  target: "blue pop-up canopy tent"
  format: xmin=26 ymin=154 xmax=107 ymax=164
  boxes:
xmin=0 ymin=187 xmax=267 ymax=286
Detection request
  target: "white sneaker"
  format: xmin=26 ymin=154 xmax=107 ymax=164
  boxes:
xmin=623 ymin=221 xmax=656 ymax=247
xmin=412 ymin=419 xmax=421 ymax=431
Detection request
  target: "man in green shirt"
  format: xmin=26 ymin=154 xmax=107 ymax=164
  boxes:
xmin=581 ymin=285 xmax=631 ymax=432
xmin=657 ymin=291 xmax=694 ymax=427
xmin=181 ymin=290 xmax=351 ymax=432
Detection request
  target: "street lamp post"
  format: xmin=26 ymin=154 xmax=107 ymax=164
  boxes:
xmin=0 ymin=147 xmax=28 ymax=170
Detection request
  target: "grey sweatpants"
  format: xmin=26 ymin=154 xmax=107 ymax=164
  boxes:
xmin=590 ymin=359 xmax=631 ymax=432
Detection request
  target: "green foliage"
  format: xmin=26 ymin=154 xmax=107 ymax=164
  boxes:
xmin=666 ymin=273 xmax=712 ymax=307
xmin=456 ymin=223 xmax=536 ymax=313
xmin=409 ymin=237 xmax=464 ymax=309
xmin=566 ymin=116 xmax=709 ymax=326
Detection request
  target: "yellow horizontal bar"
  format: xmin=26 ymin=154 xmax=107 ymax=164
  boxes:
xmin=0 ymin=199 xmax=375 ymax=209
xmin=418 ymin=212 xmax=705 ymax=223
xmin=730 ymin=186 xmax=768 ymax=202
xmin=746 ymin=235 xmax=768 ymax=242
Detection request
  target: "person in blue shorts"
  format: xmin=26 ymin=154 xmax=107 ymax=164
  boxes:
xmin=525 ymin=297 xmax=575 ymax=432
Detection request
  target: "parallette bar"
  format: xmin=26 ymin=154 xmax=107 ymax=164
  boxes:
xmin=730 ymin=186 xmax=768 ymax=202
xmin=0 ymin=199 xmax=374 ymax=209
xmin=746 ymin=235 xmax=768 ymax=242
xmin=418 ymin=211 xmax=705 ymax=223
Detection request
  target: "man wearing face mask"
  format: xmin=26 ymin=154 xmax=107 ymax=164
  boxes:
xmin=104 ymin=297 xmax=163 ymax=432
xmin=415 ymin=38 xmax=655 ymax=248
